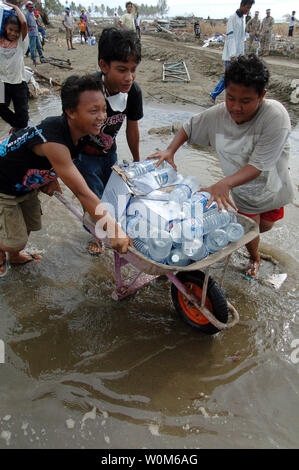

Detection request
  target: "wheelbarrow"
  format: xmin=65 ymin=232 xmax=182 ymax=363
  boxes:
xmin=54 ymin=192 xmax=259 ymax=336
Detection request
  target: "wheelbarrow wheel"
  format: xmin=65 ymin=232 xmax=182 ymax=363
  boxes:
xmin=171 ymin=271 xmax=228 ymax=335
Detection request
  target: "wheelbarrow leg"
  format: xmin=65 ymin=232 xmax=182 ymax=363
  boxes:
xmin=111 ymin=252 xmax=160 ymax=300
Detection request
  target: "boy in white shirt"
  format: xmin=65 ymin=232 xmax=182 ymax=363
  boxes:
xmin=119 ymin=2 xmax=138 ymax=31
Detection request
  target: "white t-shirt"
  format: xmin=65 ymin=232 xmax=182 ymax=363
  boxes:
xmin=222 ymin=12 xmax=246 ymax=61
xmin=183 ymin=100 xmax=294 ymax=214
xmin=121 ymin=9 xmax=136 ymax=30
xmin=0 ymin=34 xmax=29 ymax=84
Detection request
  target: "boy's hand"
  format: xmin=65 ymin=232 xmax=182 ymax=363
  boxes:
xmin=107 ymin=224 xmax=133 ymax=254
xmin=146 ymin=149 xmax=177 ymax=171
xmin=40 ymin=179 xmax=62 ymax=196
xmin=201 ymin=180 xmax=237 ymax=212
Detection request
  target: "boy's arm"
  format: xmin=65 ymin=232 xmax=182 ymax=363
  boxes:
xmin=201 ymin=165 xmax=261 ymax=212
xmin=126 ymin=120 xmax=140 ymax=162
xmin=4 ymin=2 xmax=27 ymax=39
xmin=41 ymin=143 xmax=132 ymax=253
xmin=147 ymin=126 xmax=188 ymax=171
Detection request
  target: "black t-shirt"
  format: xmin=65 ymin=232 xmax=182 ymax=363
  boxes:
xmin=79 ymin=80 xmax=143 ymax=157
xmin=0 ymin=115 xmax=78 ymax=196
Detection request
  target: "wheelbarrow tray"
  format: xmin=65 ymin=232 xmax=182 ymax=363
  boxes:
xmin=54 ymin=192 xmax=259 ymax=332
xmin=123 ymin=214 xmax=259 ymax=276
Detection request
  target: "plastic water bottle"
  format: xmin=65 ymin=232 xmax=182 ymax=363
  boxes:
xmin=126 ymin=214 xmax=142 ymax=238
xmin=133 ymin=238 xmax=150 ymax=257
xmin=169 ymin=220 xmax=183 ymax=248
xmin=154 ymin=166 xmax=177 ymax=186
xmin=167 ymin=248 xmax=190 ymax=267
xmin=169 ymin=176 xmax=200 ymax=205
xmin=205 ymin=229 xmax=229 ymax=253
xmin=203 ymin=209 xmax=234 ymax=235
xmin=125 ymin=159 xmax=163 ymax=179
xmin=182 ymin=240 xmax=208 ymax=261
xmin=191 ymin=191 xmax=217 ymax=212
xmin=126 ymin=213 xmax=149 ymax=240
xmin=148 ymin=229 xmax=173 ymax=262
xmin=182 ymin=239 xmax=203 ymax=257
xmin=181 ymin=217 xmax=203 ymax=242
xmin=225 ymin=222 xmax=244 ymax=242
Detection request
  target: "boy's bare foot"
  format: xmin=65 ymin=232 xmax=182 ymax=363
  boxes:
xmin=9 ymin=252 xmax=41 ymax=266
xmin=244 ymin=258 xmax=260 ymax=279
xmin=87 ymin=241 xmax=105 ymax=256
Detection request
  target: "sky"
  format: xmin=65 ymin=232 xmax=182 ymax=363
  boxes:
xmin=80 ymin=0 xmax=295 ymax=20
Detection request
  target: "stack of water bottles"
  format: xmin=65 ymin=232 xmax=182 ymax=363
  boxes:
xmin=123 ymin=159 xmax=245 ymax=266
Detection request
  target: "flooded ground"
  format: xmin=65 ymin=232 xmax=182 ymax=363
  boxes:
xmin=0 ymin=94 xmax=299 ymax=449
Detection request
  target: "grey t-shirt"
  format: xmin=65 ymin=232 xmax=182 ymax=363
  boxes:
xmin=183 ymin=99 xmax=294 ymax=213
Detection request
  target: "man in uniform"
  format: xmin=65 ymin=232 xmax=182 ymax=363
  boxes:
xmin=259 ymin=8 xmax=274 ymax=56
xmin=246 ymin=10 xmax=260 ymax=52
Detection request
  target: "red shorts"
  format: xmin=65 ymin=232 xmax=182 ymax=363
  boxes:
xmin=238 ymin=207 xmax=284 ymax=222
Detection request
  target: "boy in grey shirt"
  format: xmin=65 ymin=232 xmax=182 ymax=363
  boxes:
xmin=149 ymin=54 xmax=294 ymax=278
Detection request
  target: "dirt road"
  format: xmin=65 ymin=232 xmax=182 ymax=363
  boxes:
xmin=26 ymin=29 xmax=299 ymax=123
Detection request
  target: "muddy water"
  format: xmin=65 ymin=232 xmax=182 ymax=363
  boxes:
xmin=0 ymin=94 xmax=299 ymax=449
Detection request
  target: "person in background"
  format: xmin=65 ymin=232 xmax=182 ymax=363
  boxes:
xmin=74 ymin=28 xmax=143 ymax=255
xmin=24 ymin=0 xmax=44 ymax=66
xmin=150 ymin=55 xmax=294 ymax=279
xmin=246 ymin=11 xmax=260 ymax=52
xmin=209 ymin=0 xmax=255 ymax=103
xmin=113 ymin=12 xmax=119 ymax=27
xmin=119 ymin=2 xmax=138 ymax=31
xmin=259 ymin=9 xmax=274 ymax=56
xmin=288 ymin=11 xmax=297 ymax=37
xmin=80 ymin=9 xmax=90 ymax=37
xmin=0 ymin=74 xmax=132 ymax=277
xmin=134 ymin=11 xmax=141 ymax=39
xmin=194 ymin=20 xmax=200 ymax=39
xmin=78 ymin=15 xmax=87 ymax=44
xmin=34 ymin=10 xmax=46 ymax=47
xmin=0 ymin=1 xmax=29 ymax=131
xmin=62 ymin=7 xmax=75 ymax=51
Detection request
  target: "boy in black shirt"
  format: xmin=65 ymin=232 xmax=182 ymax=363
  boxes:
xmin=75 ymin=27 xmax=143 ymax=254
xmin=0 ymin=74 xmax=132 ymax=277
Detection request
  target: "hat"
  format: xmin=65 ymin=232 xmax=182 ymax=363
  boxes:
xmin=26 ymin=1 xmax=34 ymax=7
xmin=266 ymin=9 xmax=271 ymax=12
xmin=34 ymin=10 xmax=39 ymax=16
xmin=255 ymin=11 xmax=259 ymax=14
xmin=65 ymin=7 xmax=70 ymax=12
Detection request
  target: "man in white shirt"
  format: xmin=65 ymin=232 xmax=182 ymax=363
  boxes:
xmin=288 ymin=11 xmax=297 ymax=37
xmin=209 ymin=0 xmax=255 ymax=103
xmin=149 ymin=55 xmax=294 ymax=279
